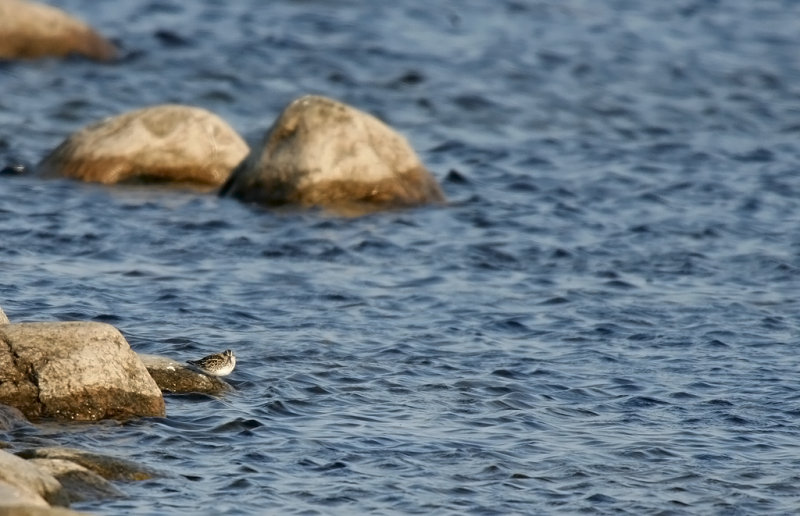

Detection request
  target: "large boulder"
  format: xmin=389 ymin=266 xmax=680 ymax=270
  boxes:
xmin=0 ymin=450 xmax=66 ymax=506
xmin=0 ymin=0 xmax=116 ymax=61
xmin=139 ymin=354 xmax=232 ymax=395
xmin=219 ymin=95 xmax=445 ymax=212
xmin=36 ymin=105 xmax=249 ymax=189
xmin=0 ymin=322 xmax=165 ymax=421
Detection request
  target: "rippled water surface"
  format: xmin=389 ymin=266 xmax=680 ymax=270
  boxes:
xmin=2 ymin=1 xmax=800 ymax=514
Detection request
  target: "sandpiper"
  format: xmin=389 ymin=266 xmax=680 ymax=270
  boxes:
xmin=187 ymin=349 xmax=236 ymax=376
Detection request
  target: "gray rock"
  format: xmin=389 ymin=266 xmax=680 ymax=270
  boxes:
xmin=0 ymin=322 xmax=165 ymax=421
xmin=37 ymin=105 xmax=249 ymax=189
xmin=0 ymin=450 xmax=67 ymax=506
xmin=140 ymin=354 xmax=232 ymax=395
xmin=0 ymin=307 xmax=8 ymax=324
xmin=220 ymin=95 xmax=445 ymax=213
xmin=28 ymin=458 xmax=125 ymax=503
xmin=0 ymin=0 xmax=116 ymax=61
xmin=17 ymin=447 xmax=159 ymax=482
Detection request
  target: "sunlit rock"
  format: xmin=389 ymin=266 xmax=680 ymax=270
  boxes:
xmin=0 ymin=307 xmax=7 ymax=325
xmin=0 ymin=0 xmax=116 ymax=61
xmin=0 ymin=504 xmax=89 ymax=516
xmin=140 ymin=354 xmax=232 ymax=395
xmin=17 ymin=446 xmax=160 ymax=482
xmin=220 ymin=95 xmax=445 ymax=212
xmin=36 ymin=105 xmax=249 ymax=189
xmin=0 ymin=450 xmax=67 ymax=507
xmin=0 ymin=322 xmax=166 ymax=421
xmin=0 ymin=480 xmax=49 ymax=508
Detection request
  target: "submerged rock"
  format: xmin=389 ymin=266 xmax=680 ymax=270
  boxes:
xmin=219 ymin=95 xmax=445 ymax=212
xmin=0 ymin=322 xmax=165 ymax=421
xmin=36 ymin=105 xmax=249 ymax=189
xmin=28 ymin=459 xmax=125 ymax=503
xmin=17 ymin=447 xmax=159 ymax=482
xmin=0 ymin=0 xmax=116 ymax=61
xmin=140 ymin=354 xmax=232 ymax=395
xmin=0 ymin=450 xmax=67 ymax=507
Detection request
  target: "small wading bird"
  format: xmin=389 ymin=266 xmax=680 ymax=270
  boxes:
xmin=187 ymin=349 xmax=236 ymax=376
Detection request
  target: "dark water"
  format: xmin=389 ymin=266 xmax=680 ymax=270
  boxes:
xmin=2 ymin=0 xmax=800 ymax=514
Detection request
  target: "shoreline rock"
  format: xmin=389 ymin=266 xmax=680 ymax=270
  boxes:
xmin=0 ymin=450 xmax=67 ymax=507
xmin=0 ymin=506 xmax=89 ymax=516
xmin=219 ymin=95 xmax=445 ymax=213
xmin=0 ymin=480 xmax=50 ymax=509
xmin=0 ymin=0 xmax=116 ymax=61
xmin=36 ymin=105 xmax=249 ymax=189
xmin=27 ymin=459 xmax=126 ymax=503
xmin=17 ymin=447 xmax=160 ymax=482
xmin=140 ymin=354 xmax=233 ymax=395
xmin=0 ymin=404 xmax=29 ymax=431
xmin=0 ymin=322 xmax=165 ymax=421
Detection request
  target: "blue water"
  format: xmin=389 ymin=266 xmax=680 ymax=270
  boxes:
xmin=2 ymin=1 xmax=800 ymax=514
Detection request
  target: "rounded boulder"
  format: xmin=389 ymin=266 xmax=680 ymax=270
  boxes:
xmin=0 ymin=0 xmax=116 ymax=61
xmin=0 ymin=322 xmax=165 ymax=421
xmin=219 ymin=95 xmax=445 ymax=212
xmin=36 ymin=105 xmax=249 ymax=189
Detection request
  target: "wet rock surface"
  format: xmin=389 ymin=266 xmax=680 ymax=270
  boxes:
xmin=28 ymin=459 xmax=125 ymax=503
xmin=17 ymin=447 xmax=160 ymax=482
xmin=140 ymin=354 xmax=232 ymax=395
xmin=0 ymin=404 xmax=29 ymax=431
xmin=0 ymin=322 xmax=165 ymax=421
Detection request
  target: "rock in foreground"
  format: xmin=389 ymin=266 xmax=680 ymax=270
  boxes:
xmin=0 ymin=0 xmax=116 ymax=61
xmin=0 ymin=322 xmax=165 ymax=421
xmin=220 ymin=95 xmax=445 ymax=212
xmin=0 ymin=403 xmax=29 ymax=431
xmin=0 ymin=480 xmax=49 ymax=508
xmin=0 ymin=505 xmax=89 ymax=516
xmin=27 ymin=459 xmax=125 ymax=503
xmin=36 ymin=105 xmax=249 ymax=188
xmin=0 ymin=450 xmax=66 ymax=507
xmin=18 ymin=447 xmax=159 ymax=482
xmin=140 ymin=354 xmax=232 ymax=395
